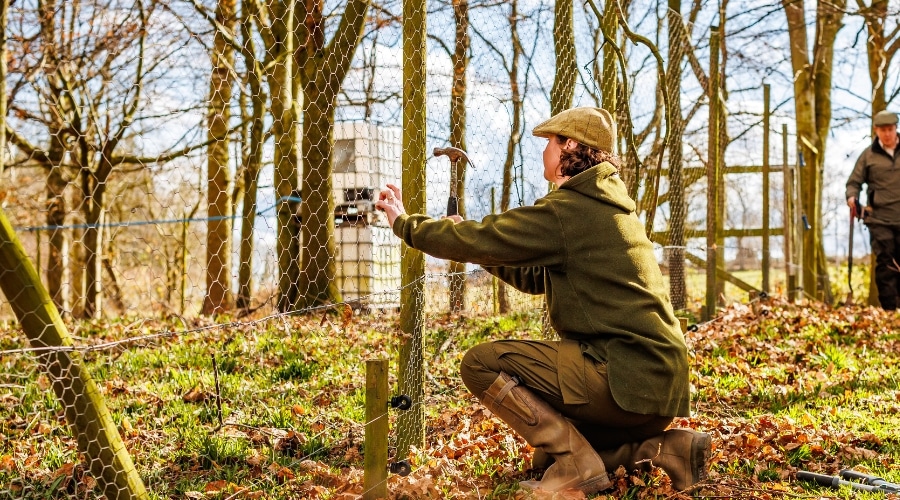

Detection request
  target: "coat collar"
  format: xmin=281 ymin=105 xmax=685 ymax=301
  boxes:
xmin=873 ymin=135 xmax=900 ymax=158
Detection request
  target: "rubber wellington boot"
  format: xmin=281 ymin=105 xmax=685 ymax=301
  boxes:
xmin=481 ymin=372 xmax=611 ymax=494
xmin=530 ymin=448 xmax=552 ymax=469
xmin=598 ymin=429 xmax=711 ymax=491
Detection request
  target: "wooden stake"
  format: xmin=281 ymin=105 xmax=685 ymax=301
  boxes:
xmin=0 ymin=208 xmax=148 ymax=499
xmin=491 ymin=187 xmax=499 ymax=315
xmin=364 ymin=359 xmax=389 ymax=500
xmin=762 ymin=83 xmax=771 ymax=293
xmin=782 ymin=124 xmax=794 ymax=300
xmin=705 ymin=26 xmax=721 ymax=321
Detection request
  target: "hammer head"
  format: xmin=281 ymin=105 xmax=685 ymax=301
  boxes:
xmin=433 ymin=146 xmax=472 ymax=166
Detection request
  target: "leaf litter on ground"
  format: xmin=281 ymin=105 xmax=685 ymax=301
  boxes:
xmin=1 ymin=298 xmax=900 ymax=498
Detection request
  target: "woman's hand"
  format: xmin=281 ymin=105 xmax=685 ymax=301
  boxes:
xmin=375 ymin=183 xmax=406 ymax=227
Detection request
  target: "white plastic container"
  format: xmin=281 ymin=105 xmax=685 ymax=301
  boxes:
xmin=334 ymin=224 xmax=401 ymax=309
xmin=331 ymin=121 xmax=402 ymax=309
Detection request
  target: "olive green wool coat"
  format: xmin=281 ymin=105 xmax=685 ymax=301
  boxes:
xmin=392 ymin=163 xmax=690 ymax=417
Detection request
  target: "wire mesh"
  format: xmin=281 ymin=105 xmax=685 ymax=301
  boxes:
xmin=0 ymin=0 xmax=805 ymax=497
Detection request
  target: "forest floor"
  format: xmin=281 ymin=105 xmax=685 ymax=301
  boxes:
xmin=1 ymin=297 xmax=899 ymax=499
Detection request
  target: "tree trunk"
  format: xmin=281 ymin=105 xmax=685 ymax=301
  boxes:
xmin=165 ymin=242 xmax=177 ymax=305
xmin=103 ymin=255 xmax=125 ymax=313
xmin=861 ymin=0 xmax=891 ymax=115
xmin=203 ymin=0 xmax=237 ymax=315
xmin=180 ymin=217 xmax=190 ymax=315
xmin=666 ymin=1 xmax=687 ymax=310
xmin=551 ymin=0 xmax=576 ymax=113
xmin=81 ymin=172 xmax=105 ymax=319
xmin=498 ymin=0 xmax=524 ymax=314
xmin=601 ymin=0 xmax=617 ymax=125
xmin=501 ymin=0 xmax=521 ymax=215
xmin=448 ymin=0 xmax=470 ymax=313
xmin=267 ymin=0 xmax=301 ymax=312
xmin=715 ymin=9 xmax=728 ymax=303
xmin=782 ymin=0 xmax=844 ymax=301
xmin=296 ymin=0 xmax=369 ymax=308
xmin=600 ymin=4 xmax=636 ymax=194
xmin=71 ymin=227 xmax=86 ymax=317
xmin=398 ymin=0 xmax=427 ymax=459
xmin=705 ymin=26 xmax=721 ymax=320
xmin=46 ymin=165 xmax=68 ymax=312
xmin=299 ymin=89 xmax=342 ymax=306
xmin=859 ymin=0 xmax=898 ymax=306
xmin=38 ymin=0 xmax=71 ymax=313
xmin=237 ymin=18 xmax=266 ymax=311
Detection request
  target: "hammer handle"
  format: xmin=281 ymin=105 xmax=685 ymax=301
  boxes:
xmin=446 ymin=196 xmax=459 ymax=217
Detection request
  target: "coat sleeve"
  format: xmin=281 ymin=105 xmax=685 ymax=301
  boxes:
xmin=391 ymin=197 xmax=566 ymax=268
xmin=481 ymin=266 xmax=546 ymax=294
xmin=846 ymin=150 xmax=868 ymax=200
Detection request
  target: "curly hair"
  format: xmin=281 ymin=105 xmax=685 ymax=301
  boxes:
xmin=556 ymin=135 xmax=621 ymax=178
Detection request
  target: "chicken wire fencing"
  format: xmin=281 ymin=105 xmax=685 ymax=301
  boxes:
xmin=0 ymin=0 xmax=793 ymax=497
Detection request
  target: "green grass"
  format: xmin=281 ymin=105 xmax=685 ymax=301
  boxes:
xmin=2 ymin=298 xmax=900 ymax=498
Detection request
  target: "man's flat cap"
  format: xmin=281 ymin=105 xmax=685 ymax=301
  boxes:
xmin=874 ymin=110 xmax=898 ymax=126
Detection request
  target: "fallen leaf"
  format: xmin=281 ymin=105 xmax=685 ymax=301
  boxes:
xmin=51 ymin=463 xmax=75 ymax=478
xmin=182 ymin=386 xmax=208 ymax=403
xmin=204 ymin=480 xmax=230 ymax=493
xmin=274 ymin=431 xmax=307 ymax=456
xmin=341 ymin=305 xmax=353 ymax=329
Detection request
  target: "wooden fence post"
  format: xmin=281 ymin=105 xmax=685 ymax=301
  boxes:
xmin=364 ymin=359 xmax=389 ymax=500
xmin=0 ymin=209 xmax=148 ymax=500
xmin=762 ymin=83 xmax=771 ymax=294
xmin=782 ymin=124 xmax=796 ymax=300
xmin=398 ymin=0 xmax=427 ymax=457
xmin=491 ymin=187 xmax=499 ymax=315
xmin=705 ymin=26 xmax=721 ymax=321
xmin=794 ymin=135 xmax=805 ymax=300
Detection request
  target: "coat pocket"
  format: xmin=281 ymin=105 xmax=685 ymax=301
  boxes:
xmin=557 ymin=340 xmax=590 ymax=405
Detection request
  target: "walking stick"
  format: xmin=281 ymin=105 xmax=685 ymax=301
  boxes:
xmin=847 ymin=205 xmax=855 ymax=304
xmin=847 ymin=199 xmax=863 ymax=305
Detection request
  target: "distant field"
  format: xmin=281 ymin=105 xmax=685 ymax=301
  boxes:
xmin=663 ymin=261 xmax=874 ymax=314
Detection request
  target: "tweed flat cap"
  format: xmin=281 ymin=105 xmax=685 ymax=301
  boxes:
xmin=533 ymin=107 xmax=616 ymax=153
xmin=874 ymin=110 xmax=898 ymax=126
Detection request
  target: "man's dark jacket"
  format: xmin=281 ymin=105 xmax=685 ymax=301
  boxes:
xmin=847 ymin=136 xmax=900 ymax=225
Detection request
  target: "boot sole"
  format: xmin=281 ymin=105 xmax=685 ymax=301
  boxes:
xmin=577 ymin=474 xmax=613 ymax=495
xmin=519 ymin=474 xmax=612 ymax=495
xmin=691 ymin=432 xmax=712 ymax=485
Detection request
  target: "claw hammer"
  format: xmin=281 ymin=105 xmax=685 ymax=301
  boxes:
xmin=433 ymin=146 xmax=472 ymax=217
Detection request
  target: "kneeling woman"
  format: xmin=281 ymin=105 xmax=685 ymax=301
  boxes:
xmin=375 ymin=107 xmax=709 ymax=494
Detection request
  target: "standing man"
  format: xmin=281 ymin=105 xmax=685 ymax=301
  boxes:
xmin=847 ymin=110 xmax=900 ymax=310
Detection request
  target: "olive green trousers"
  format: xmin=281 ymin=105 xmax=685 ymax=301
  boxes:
xmin=461 ymin=339 xmax=673 ymax=450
